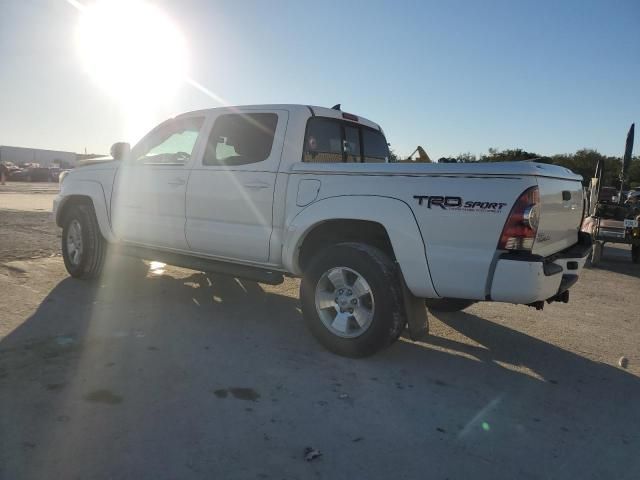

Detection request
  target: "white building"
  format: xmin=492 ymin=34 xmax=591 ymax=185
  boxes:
xmin=0 ymin=145 xmax=77 ymax=168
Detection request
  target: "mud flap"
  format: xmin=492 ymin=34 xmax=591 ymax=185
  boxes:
xmin=401 ymin=281 xmax=428 ymax=340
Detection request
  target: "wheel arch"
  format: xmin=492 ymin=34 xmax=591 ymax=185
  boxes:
xmin=56 ymin=181 xmax=115 ymax=242
xmin=298 ymin=219 xmax=395 ymax=272
xmin=283 ymin=195 xmax=438 ymax=298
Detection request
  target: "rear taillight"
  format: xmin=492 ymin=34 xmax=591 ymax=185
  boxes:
xmin=498 ymin=186 xmax=540 ymax=251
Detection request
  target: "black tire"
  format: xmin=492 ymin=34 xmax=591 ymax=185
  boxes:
xmin=425 ymin=298 xmax=475 ymax=312
xmin=632 ymin=245 xmax=640 ymax=264
xmin=300 ymin=242 xmax=405 ymax=358
xmin=61 ymin=203 xmax=107 ymax=279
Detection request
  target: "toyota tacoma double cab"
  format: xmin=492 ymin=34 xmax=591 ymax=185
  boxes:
xmin=53 ymin=104 xmax=591 ymax=357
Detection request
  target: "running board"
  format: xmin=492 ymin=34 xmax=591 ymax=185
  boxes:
xmin=118 ymin=245 xmax=285 ymax=285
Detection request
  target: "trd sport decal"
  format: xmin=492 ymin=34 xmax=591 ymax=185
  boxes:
xmin=413 ymin=195 xmax=508 ymax=212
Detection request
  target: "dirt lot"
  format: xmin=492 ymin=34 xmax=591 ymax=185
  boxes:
xmin=0 ymin=182 xmax=61 ymax=261
xmin=0 ymin=210 xmax=60 ymax=262
xmin=1 ymin=183 xmax=639 ymax=480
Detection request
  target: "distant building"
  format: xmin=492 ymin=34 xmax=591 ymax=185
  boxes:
xmin=0 ymin=145 xmax=77 ymax=168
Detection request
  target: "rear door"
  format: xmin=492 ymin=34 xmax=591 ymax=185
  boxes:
xmin=185 ymin=109 xmax=288 ymax=263
xmin=111 ymin=115 xmax=206 ymax=250
xmin=533 ymin=177 xmax=584 ymax=257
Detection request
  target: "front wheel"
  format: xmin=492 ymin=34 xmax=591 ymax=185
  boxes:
xmin=62 ymin=203 xmax=107 ymax=279
xmin=300 ymin=243 xmax=405 ymax=358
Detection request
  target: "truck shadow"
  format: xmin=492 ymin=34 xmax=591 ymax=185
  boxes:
xmin=1 ymin=263 xmax=638 ymax=479
xmin=588 ymin=244 xmax=639 ymax=278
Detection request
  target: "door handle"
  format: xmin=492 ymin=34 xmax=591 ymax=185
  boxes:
xmin=243 ymin=181 xmax=271 ymax=190
xmin=168 ymin=178 xmax=186 ymax=186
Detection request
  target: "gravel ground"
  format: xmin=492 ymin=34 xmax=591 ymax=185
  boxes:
xmin=0 ymin=182 xmax=60 ymax=262
xmin=0 ymin=182 xmax=59 ymax=212
xmin=0 ymin=181 xmax=60 ymax=194
xmin=0 ymin=210 xmax=61 ymax=262
xmin=1 ymin=186 xmax=639 ymax=480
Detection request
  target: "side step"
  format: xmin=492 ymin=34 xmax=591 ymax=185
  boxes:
xmin=118 ymin=245 xmax=285 ymax=285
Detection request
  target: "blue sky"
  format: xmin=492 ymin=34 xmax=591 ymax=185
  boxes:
xmin=0 ymin=0 xmax=638 ymax=159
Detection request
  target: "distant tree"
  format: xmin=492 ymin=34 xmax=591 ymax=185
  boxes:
xmin=456 ymin=152 xmax=477 ymax=163
xmin=387 ymin=147 xmax=399 ymax=163
xmin=479 ymin=148 xmax=541 ymax=162
xmin=628 ymin=157 xmax=640 ymax=188
xmin=552 ymin=149 xmax=623 ymax=187
xmin=397 ymin=144 xmax=640 ymax=188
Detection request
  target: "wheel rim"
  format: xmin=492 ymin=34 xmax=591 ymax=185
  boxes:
xmin=66 ymin=219 xmax=83 ymax=266
xmin=315 ymin=266 xmax=375 ymax=338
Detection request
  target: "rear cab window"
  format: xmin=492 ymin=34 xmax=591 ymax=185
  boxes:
xmin=302 ymin=118 xmax=342 ymax=163
xmin=303 ymin=116 xmax=390 ymax=163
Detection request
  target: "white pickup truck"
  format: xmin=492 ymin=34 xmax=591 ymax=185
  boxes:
xmin=54 ymin=104 xmax=591 ymax=357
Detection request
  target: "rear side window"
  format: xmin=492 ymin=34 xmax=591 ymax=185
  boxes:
xmin=303 ymin=117 xmax=389 ymax=163
xmin=203 ymin=113 xmax=278 ymax=166
xmin=362 ymin=129 xmax=389 ymax=163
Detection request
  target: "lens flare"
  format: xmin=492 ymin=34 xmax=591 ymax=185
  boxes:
xmin=74 ymin=0 xmax=189 ymax=140
xmin=76 ymin=0 xmax=188 ymax=102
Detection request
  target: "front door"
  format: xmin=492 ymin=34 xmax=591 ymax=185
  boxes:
xmin=185 ymin=109 xmax=288 ymax=263
xmin=112 ymin=115 xmax=206 ymax=250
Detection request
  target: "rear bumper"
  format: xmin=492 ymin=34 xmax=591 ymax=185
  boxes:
xmin=489 ymin=232 xmax=592 ymax=304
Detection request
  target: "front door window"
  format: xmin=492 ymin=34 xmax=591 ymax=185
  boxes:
xmin=132 ymin=117 xmax=204 ymax=165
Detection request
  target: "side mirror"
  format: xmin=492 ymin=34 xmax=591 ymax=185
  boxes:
xmin=110 ymin=142 xmax=131 ymax=161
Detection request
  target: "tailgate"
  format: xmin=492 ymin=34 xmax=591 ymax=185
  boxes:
xmin=533 ymin=177 xmax=584 ymax=257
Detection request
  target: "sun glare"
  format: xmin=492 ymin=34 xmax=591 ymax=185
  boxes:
xmin=75 ymin=0 xmax=188 ymax=104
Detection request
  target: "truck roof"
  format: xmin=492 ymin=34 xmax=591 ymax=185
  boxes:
xmin=176 ymin=104 xmax=382 ymax=132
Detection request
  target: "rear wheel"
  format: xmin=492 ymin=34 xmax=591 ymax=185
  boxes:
xmin=62 ymin=203 xmax=107 ymax=279
xmin=632 ymin=245 xmax=639 ymax=264
xmin=300 ymin=243 xmax=404 ymax=358
xmin=425 ymin=298 xmax=475 ymax=312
